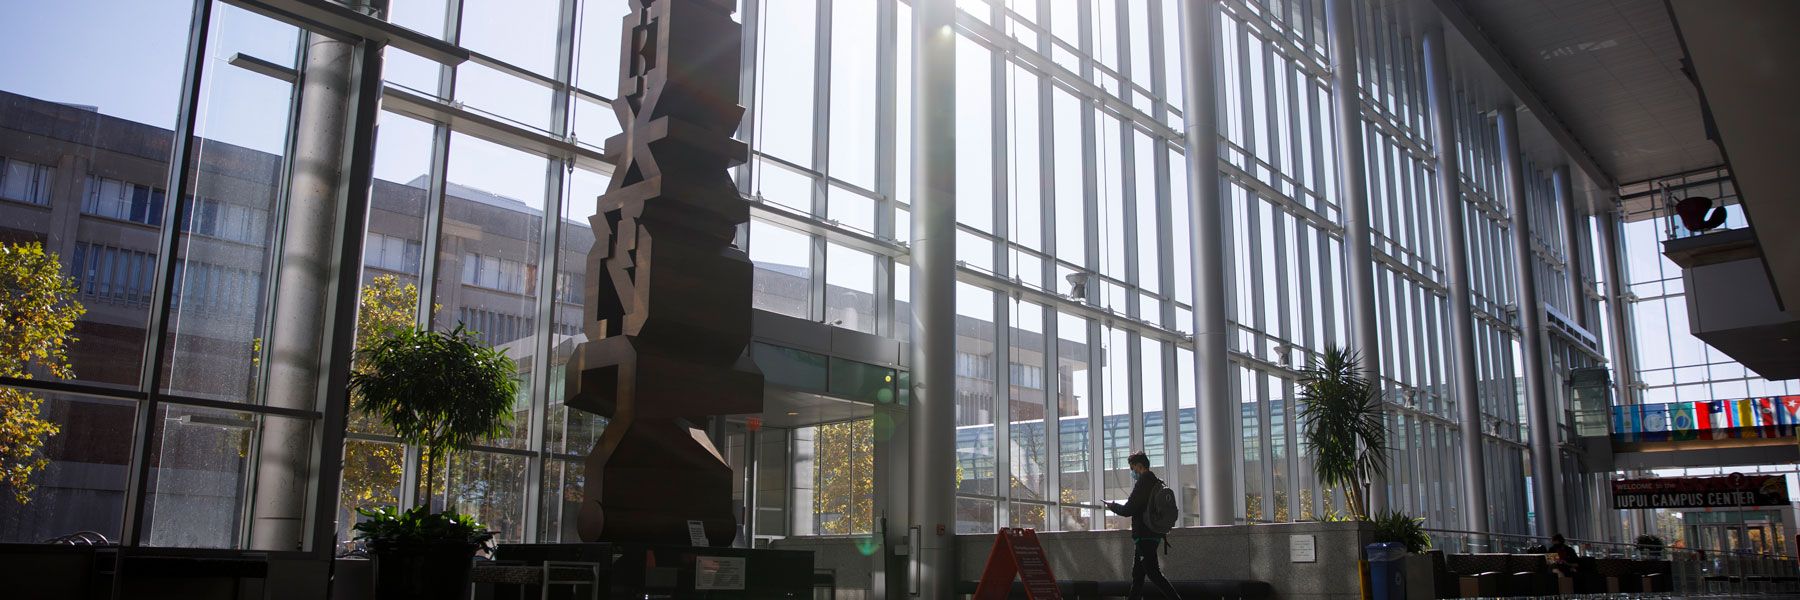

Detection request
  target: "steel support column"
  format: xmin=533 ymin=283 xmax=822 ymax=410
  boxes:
xmin=1499 ymin=105 xmax=1558 ymax=539
xmin=1554 ymin=167 xmax=1586 ymax=329
xmin=1424 ymin=28 xmax=1490 ymax=540
xmin=1598 ymin=203 xmax=1635 ymax=406
xmin=1177 ymin=0 xmax=1232 ymax=527
xmin=909 ymin=0 xmax=957 ymax=596
xmin=1327 ymin=0 xmax=1386 ymax=515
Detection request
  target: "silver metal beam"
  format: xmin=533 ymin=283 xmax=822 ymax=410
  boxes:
xmin=379 ymin=85 xmax=610 ymax=174
xmin=1598 ymin=204 xmax=1637 ymax=406
xmin=122 ymin=0 xmax=212 ymax=548
xmin=1178 ymin=0 xmax=1232 ymax=527
xmin=1425 ymin=27 xmax=1490 ymax=539
xmin=909 ymin=0 xmax=957 ymax=595
xmin=1327 ymin=0 xmax=1386 ymax=516
xmin=1499 ymin=104 xmax=1559 ymax=539
xmin=1553 ymin=167 xmax=1586 ymax=329
xmin=224 ymin=0 xmax=467 ymax=66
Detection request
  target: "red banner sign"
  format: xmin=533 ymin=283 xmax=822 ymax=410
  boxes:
xmin=1612 ymin=474 xmax=1790 ymax=509
xmin=973 ymin=528 xmax=1062 ymax=600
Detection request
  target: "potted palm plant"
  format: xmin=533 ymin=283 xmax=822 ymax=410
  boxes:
xmin=1297 ymin=346 xmax=1388 ymax=520
xmin=1298 ymin=347 xmax=1403 ymax=595
xmin=348 ymin=324 xmax=519 ymax=600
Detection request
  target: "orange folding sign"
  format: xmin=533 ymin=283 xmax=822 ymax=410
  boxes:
xmin=973 ymin=527 xmax=1062 ymax=600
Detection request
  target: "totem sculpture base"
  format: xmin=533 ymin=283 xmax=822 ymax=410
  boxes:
xmin=567 ymin=331 xmax=762 ymax=546
xmin=566 ymin=0 xmax=760 ymax=547
xmin=579 ymin=418 xmax=733 ymax=545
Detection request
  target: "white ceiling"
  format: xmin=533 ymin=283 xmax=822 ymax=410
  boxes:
xmin=1454 ymin=0 xmax=1720 ymax=186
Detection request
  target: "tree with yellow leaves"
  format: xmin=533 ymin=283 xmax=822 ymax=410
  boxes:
xmin=0 ymin=242 xmax=85 ymax=504
xmin=813 ymin=420 xmax=875 ymax=534
xmin=338 ymin=275 xmax=431 ymax=515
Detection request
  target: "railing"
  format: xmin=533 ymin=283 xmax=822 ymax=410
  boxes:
xmin=1423 ymin=528 xmax=1798 ymax=593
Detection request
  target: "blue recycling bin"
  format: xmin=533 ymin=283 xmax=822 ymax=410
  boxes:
xmin=1365 ymin=543 xmax=1407 ymax=600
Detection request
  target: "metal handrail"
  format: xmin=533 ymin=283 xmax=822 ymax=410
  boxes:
xmin=1421 ymin=527 xmax=1799 ymax=594
xmin=1422 ymin=527 xmax=1793 ymax=559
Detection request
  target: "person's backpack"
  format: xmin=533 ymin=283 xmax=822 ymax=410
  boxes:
xmin=1145 ymin=481 xmax=1178 ymax=535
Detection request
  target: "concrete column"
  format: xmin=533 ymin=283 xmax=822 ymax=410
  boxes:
xmin=1326 ymin=0 xmax=1386 ymax=515
xmin=873 ymin=400 xmax=910 ymax=600
xmin=1498 ymin=105 xmax=1559 ymax=539
xmin=1177 ymin=0 xmax=1232 ymax=527
xmin=909 ymin=0 xmax=956 ymax=596
xmin=1554 ymin=167 xmax=1587 ymax=329
xmin=248 ymin=27 xmax=357 ymax=551
xmin=1423 ymin=29 xmax=1490 ymax=539
xmin=1598 ymin=204 xmax=1636 ymax=406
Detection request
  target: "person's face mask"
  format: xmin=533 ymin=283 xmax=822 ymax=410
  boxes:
xmin=1131 ymin=470 xmax=1140 ymax=481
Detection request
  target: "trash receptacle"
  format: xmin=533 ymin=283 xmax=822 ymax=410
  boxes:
xmin=1365 ymin=543 xmax=1407 ymax=600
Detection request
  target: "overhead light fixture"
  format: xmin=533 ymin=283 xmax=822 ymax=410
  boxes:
xmin=786 ymin=411 xmax=799 ymax=416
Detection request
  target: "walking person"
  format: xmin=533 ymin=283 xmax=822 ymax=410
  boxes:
xmin=1106 ymin=451 xmax=1183 ymax=600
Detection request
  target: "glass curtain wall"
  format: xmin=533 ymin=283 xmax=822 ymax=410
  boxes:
xmin=0 ymin=0 xmax=363 ymax=549
xmin=1621 ymin=178 xmax=1800 ymax=404
xmin=0 ymin=0 xmax=1636 ymax=549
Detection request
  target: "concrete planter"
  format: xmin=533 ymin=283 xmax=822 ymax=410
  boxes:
xmin=1403 ymin=553 xmax=1436 ymax=600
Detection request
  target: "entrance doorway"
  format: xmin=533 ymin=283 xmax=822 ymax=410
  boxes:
xmin=1693 ymin=520 xmax=1779 ymax=556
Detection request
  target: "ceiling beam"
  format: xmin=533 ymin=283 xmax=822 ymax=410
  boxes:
xmin=1432 ymin=0 xmax=1618 ymax=192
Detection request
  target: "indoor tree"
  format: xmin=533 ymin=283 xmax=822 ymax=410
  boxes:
xmin=338 ymin=275 xmax=432 ymax=518
xmin=1297 ymin=346 xmax=1388 ymax=520
xmin=0 ymin=242 xmax=85 ymax=504
xmin=348 ymin=322 xmax=518 ymax=509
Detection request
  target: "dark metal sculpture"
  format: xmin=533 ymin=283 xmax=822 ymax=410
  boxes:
xmin=565 ymin=0 xmax=761 ymax=546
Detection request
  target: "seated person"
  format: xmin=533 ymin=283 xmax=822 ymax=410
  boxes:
xmin=1547 ymin=534 xmax=1578 ymax=577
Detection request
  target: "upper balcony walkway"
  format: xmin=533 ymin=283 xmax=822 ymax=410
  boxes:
xmin=1589 ymin=396 xmax=1800 ymax=471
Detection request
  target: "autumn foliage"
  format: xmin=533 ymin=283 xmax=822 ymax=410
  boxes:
xmin=0 ymin=242 xmax=85 ymax=504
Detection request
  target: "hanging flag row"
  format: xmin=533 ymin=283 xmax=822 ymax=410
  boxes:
xmin=1612 ymin=395 xmax=1800 ymax=442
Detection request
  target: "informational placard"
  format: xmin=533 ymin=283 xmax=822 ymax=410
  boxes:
xmin=1290 ymin=534 xmax=1317 ymax=563
xmin=1612 ymin=474 xmax=1790 ymax=509
xmin=688 ymin=520 xmax=710 ymax=547
xmin=973 ymin=528 xmax=1062 ymax=600
xmin=694 ymin=556 xmax=746 ymax=590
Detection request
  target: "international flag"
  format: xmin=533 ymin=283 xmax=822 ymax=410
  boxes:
xmin=1641 ymin=404 xmax=1669 ymax=432
xmin=1782 ymin=396 xmax=1800 ymax=426
xmin=1613 ymin=405 xmax=1636 ymax=438
xmin=1758 ymin=398 xmax=1777 ymax=428
xmin=1705 ymin=400 xmax=1728 ymax=440
xmin=1670 ymin=403 xmax=1698 ymax=441
xmin=1694 ymin=401 xmax=1714 ymax=430
xmin=1738 ymin=399 xmax=1758 ymax=428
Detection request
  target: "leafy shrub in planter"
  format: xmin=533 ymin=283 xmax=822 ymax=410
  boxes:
xmin=353 ymin=505 xmax=495 ymax=549
xmin=347 ymin=324 xmax=518 ymax=599
xmin=1637 ymin=533 xmax=1665 ymax=558
xmin=1370 ymin=510 xmax=1431 ymax=554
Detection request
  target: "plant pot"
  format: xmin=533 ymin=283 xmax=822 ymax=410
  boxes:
xmin=1403 ymin=553 xmax=1435 ymax=600
xmin=369 ymin=541 xmax=478 ymax=600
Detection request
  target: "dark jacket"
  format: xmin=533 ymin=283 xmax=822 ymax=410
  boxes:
xmin=1551 ymin=542 xmax=1578 ymax=567
xmin=1107 ymin=470 xmax=1164 ymax=539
